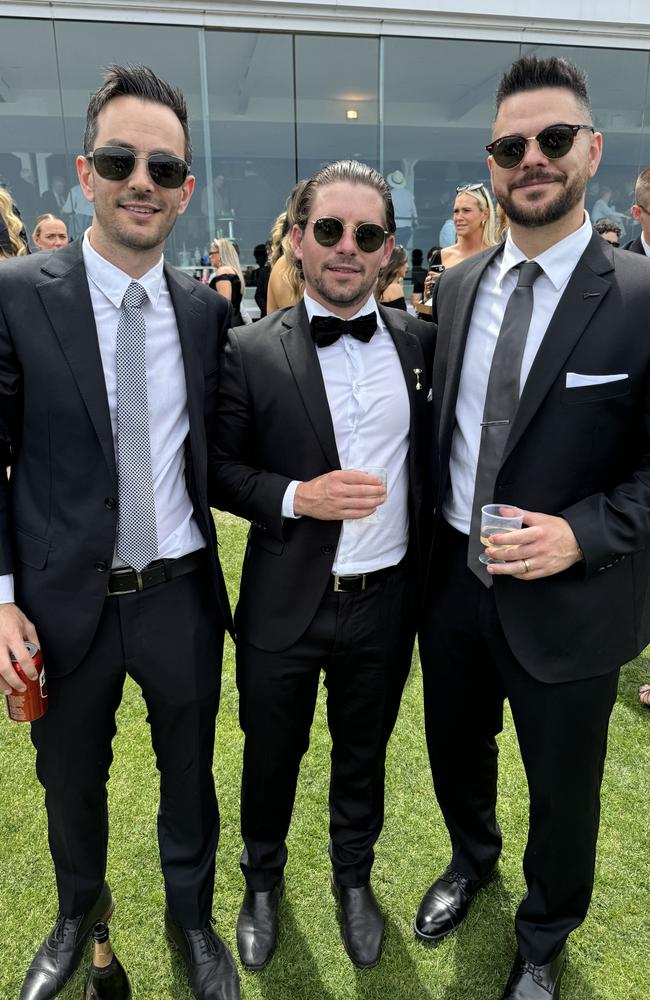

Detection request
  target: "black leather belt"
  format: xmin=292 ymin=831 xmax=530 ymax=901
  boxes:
xmin=107 ymin=549 xmax=206 ymax=596
xmin=329 ymin=563 xmax=399 ymax=593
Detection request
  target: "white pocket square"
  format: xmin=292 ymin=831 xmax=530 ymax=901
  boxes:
xmin=565 ymin=372 xmax=628 ymax=388
xmin=427 ymin=388 xmax=433 ymax=402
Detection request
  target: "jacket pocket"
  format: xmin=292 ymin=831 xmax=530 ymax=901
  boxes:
xmin=14 ymin=528 xmax=50 ymax=569
xmin=562 ymin=381 xmax=630 ymax=405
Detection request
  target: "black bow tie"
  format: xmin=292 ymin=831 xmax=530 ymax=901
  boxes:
xmin=310 ymin=312 xmax=377 ymax=348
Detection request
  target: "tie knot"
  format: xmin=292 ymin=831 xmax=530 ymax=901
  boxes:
xmin=516 ymin=260 xmax=543 ymax=288
xmin=122 ymin=280 xmax=148 ymax=310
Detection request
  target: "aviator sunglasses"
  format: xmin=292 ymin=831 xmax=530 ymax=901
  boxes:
xmin=311 ymin=217 xmax=389 ymax=253
xmin=486 ymin=123 xmax=595 ymax=169
xmin=86 ymin=145 xmax=189 ymax=189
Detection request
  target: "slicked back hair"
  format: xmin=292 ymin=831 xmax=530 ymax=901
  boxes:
xmin=495 ymin=56 xmax=592 ymax=122
xmin=84 ymin=65 xmax=192 ymax=165
xmin=635 ymin=166 xmax=650 ymax=208
xmin=292 ymin=160 xmax=396 ymax=235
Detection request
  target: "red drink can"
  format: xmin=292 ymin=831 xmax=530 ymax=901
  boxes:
xmin=5 ymin=642 xmax=48 ymax=722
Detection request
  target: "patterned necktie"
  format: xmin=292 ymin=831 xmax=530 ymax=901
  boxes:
xmin=468 ymin=261 xmax=543 ymax=585
xmin=310 ymin=311 xmax=377 ymax=348
xmin=115 ymin=280 xmax=159 ymax=572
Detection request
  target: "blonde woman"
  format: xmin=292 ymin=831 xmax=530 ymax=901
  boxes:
xmin=0 ymin=186 xmax=29 ymax=260
xmin=32 ymin=214 xmax=68 ymax=251
xmin=423 ymin=183 xmax=497 ymax=301
xmin=266 ymin=181 xmax=308 ymax=314
xmin=208 ymin=237 xmax=245 ymax=326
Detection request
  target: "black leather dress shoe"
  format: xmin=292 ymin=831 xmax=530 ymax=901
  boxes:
xmin=236 ymin=879 xmax=283 ymax=970
xmin=19 ymin=881 xmax=114 ymax=1000
xmin=414 ymin=864 xmax=495 ymax=942
xmin=501 ymin=947 xmax=566 ymax=999
xmin=165 ymin=908 xmax=240 ymax=1000
xmin=331 ymin=878 xmax=384 ymax=969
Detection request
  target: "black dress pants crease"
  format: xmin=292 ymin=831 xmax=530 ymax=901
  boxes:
xmin=419 ymin=521 xmax=619 ymax=965
xmin=237 ymin=561 xmax=415 ymax=892
xmin=31 ymin=566 xmax=223 ymax=929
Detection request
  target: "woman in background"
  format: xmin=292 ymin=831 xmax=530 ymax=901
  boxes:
xmin=32 ymin=214 xmax=68 ymax=251
xmin=208 ymin=237 xmax=245 ymax=326
xmin=376 ymin=245 xmax=408 ymax=311
xmin=0 ymin=186 xmax=29 ymax=260
xmin=266 ymin=181 xmax=308 ymax=314
xmin=422 ymin=183 xmax=497 ymax=303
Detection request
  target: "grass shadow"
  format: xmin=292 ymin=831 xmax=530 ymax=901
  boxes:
xmin=251 ymin=899 xmax=338 ymax=1000
xmin=354 ymin=916 xmax=432 ymax=1000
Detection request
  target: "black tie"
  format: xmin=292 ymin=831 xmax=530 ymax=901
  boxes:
xmin=310 ymin=312 xmax=377 ymax=348
xmin=468 ymin=260 xmax=543 ymax=585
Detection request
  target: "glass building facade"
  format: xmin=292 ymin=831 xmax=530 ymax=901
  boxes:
xmin=1 ymin=12 xmax=649 ymax=267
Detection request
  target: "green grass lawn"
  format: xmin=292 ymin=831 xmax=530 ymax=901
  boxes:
xmin=1 ymin=511 xmax=648 ymax=999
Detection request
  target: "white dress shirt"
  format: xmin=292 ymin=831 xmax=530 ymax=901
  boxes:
xmin=443 ymin=212 xmax=593 ymax=535
xmin=641 ymin=232 xmax=650 ymax=256
xmin=283 ymin=292 xmax=410 ymax=575
xmin=0 ymin=235 xmax=205 ymax=604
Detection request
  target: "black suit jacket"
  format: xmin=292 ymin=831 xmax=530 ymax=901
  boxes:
xmin=0 ymin=239 xmax=233 ymax=677
xmin=430 ymin=234 xmax=650 ymax=683
xmin=621 ymin=235 xmax=646 ymax=255
xmin=210 ymin=301 xmax=434 ymax=652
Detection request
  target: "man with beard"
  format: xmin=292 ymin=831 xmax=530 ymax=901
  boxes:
xmin=211 ymin=160 xmax=433 ymax=972
xmin=415 ymin=56 xmax=650 ymax=999
xmin=0 ymin=66 xmax=239 ymax=1000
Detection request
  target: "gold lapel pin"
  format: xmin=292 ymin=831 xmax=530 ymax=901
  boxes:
xmin=413 ymin=368 xmax=422 ymax=390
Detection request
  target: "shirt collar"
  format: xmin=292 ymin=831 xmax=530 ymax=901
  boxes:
xmin=497 ymin=211 xmax=593 ymax=291
xmin=303 ymin=290 xmax=383 ymax=326
xmin=641 ymin=232 xmax=650 ymax=257
xmin=82 ymin=230 xmax=165 ymax=309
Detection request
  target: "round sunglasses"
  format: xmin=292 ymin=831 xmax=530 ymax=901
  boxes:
xmin=311 ymin=217 xmax=389 ymax=253
xmin=486 ymin=123 xmax=595 ymax=169
xmin=86 ymin=145 xmax=189 ymax=189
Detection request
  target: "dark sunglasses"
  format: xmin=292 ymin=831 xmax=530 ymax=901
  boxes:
xmin=312 ymin=217 xmax=388 ymax=253
xmin=86 ymin=145 xmax=189 ymax=189
xmin=486 ymin=124 xmax=595 ymax=169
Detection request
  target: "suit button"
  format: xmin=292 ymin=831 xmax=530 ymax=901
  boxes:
xmin=94 ymin=560 xmax=108 ymax=572
xmin=104 ymin=497 xmax=117 ymax=510
xmin=321 ymin=544 xmax=334 ymax=554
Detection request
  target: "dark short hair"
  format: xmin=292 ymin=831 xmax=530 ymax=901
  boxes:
xmin=291 ymin=160 xmax=396 ymax=234
xmin=495 ymin=56 xmax=592 ymax=120
xmin=84 ymin=65 xmax=192 ymax=164
xmin=593 ymin=218 xmax=622 ymax=238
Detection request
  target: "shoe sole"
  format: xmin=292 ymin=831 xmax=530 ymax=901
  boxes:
xmin=330 ymin=881 xmax=382 ymax=970
xmin=412 ymin=869 xmax=497 ymax=945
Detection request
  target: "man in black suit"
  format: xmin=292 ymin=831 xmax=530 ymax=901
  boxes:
xmin=39 ymin=175 xmax=67 ymax=217
xmin=211 ymin=160 xmax=433 ymax=972
xmin=0 ymin=66 xmax=239 ymax=1000
xmin=415 ymin=56 xmax=650 ymax=1000
xmin=623 ymin=166 xmax=650 ymax=256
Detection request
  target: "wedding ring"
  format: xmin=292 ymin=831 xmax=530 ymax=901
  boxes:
xmin=522 ymin=559 xmax=530 ymax=573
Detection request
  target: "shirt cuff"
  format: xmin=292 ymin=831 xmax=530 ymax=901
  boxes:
xmin=282 ymin=480 xmax=302 ymax=519
xmin=0 ymin=574 xmax=15 ymax=604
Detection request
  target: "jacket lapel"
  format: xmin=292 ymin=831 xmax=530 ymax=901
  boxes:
xmin=165 ymin=264 xmax=205 ymax=448
xmin=437 ymin=246 xmax=502 ymax=458
xmin=378 ymin=304 xmax=426 ymax=462
xmin=280 ymin=302 xmax=340 ymax=470
xmin=35 ymin=241 xmax=116 ymax=481
xmin=501 ymin=234 xmax=614 ymax=466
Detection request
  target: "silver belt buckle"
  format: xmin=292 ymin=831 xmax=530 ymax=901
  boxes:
xmin=332 ymin=573 xmax=366 ymax=592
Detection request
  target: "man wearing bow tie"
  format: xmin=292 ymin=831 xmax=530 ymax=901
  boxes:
xmin=210 ymin=159 xmax=433 ymax=972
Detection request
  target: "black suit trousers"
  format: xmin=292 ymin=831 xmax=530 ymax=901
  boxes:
xmin=30 ymin=564 xmax=223 ymax=928
xmin=419 ymin=521 xmax=619 ymax=964
xmin=237 ymin=560 xmax=415 ymax=891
